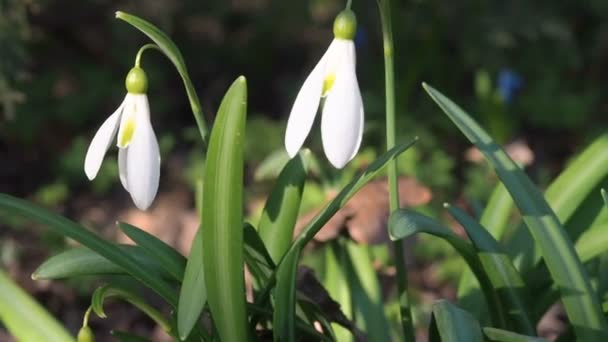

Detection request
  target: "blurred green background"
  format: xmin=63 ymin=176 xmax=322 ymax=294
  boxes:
xmin=1 ymin=0 xmax=608 ymax=339
xmin=2 ymin=0 xmax=607 ymax=202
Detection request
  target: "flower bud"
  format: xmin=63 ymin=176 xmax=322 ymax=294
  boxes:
xmin=333 ymin=9 xmax=357 ymax=40
xmin=125 ymin=67 xmax=148 ymax=94
xmin=77 ymin=326 xmax=95 ymax=342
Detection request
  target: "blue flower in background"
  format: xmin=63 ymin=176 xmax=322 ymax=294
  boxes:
xmin=497 ymin=69 xmax=523 ymax=103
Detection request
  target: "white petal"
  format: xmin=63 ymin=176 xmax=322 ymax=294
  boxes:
xmin=284 ymin=40 xmax=338 ymax=157
xmin=118 ymin=148 xmax=129 ymax=191
xmin=84 ymin=98 xmax=126 ymax=180
xmin=125 ymin=95 xmax=160 ymax=210
xmin=321 ymin=42 xmax=363 ymax=168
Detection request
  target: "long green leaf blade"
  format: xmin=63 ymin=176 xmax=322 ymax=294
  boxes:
xmin=483 ymin=327 xmax=548 ymax=342
xmin=273 ymin=246 xmax=300 ymax=342
xmin=258 ymin=151 xmax=308 ymax=263
xmin=177 ymin=228 xmax=206 ymax=340
xmin=0 ymin=269 xmax=75 ymax=342
xmin=0 ymin=194 xmax=178 ymax=306
xmin=345 ymin=241 xmax=391 ymax=342
xmin=429 ymin=300 xmax=483 ymax=342
xmin=389 ymin=209 xmax=505 ymax=328
xmin=289 ymin=138 xmax=418 ymax=253
xmin=324 ymin=242 xmax=353 ymax=342
xmin=446 ymin=204 xmax=534 ymax=334
xmin=115 ymin=11 xmax=208 ymax=142
xmin=507 ymin=134 xmax=608 ymax=274
xmin=458 ymin=183 xmax=514 ymax=318
xmin=201 ymin=76 xmax=249 ymax=342
xmin=244 ymin=223 xmax=276 ymax=286
xmin=423 ymin=83 xmax=607 ymax=340
xmin=33 ymin=245 xmax=176 ymax=281
xmin=118 ymin=222 xmax=186 ymax=280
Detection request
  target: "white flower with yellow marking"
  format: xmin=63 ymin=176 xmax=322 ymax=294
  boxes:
xmin=285 ymin=9 xmax=363 ymax=169
xmin=84 ymin=67 xmax=160 ymax=210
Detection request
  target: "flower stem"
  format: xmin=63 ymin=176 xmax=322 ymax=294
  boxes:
xmin=377 ymin=0 xmax=415 ymax=340
xmin=82 ymin=306 xmax=93 ymax=328
xmin=134 ymin=43 xmax=162 ymax=68
xmin=346 ymin=0 xmax=352 ymax=9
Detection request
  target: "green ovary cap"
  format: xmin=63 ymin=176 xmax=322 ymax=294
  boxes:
xmin=77 ymin=326 xmax=95 ymax=342
xmin=125 ymin=67 xmax=148 ymax=94
xmin=333 ymin=9 xmax=357 ymax=40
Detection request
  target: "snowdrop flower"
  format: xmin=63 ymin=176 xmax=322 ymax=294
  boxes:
xmin=84 ymin=67 xmax=160 ymax=210
xmin=285 ymin=9 xmax=363 ymax=168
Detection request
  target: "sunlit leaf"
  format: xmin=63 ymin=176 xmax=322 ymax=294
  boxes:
xmin=423 ymin=83 xmax=608 ymax=340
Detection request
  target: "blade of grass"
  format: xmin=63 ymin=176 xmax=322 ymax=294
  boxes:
xmin=0 ymin=269 xmax=75 ymax=342
xmin=201 ymin=76 xmax=248 ymax=342
xmin=423 ymin=83 xmax=608 ymax=340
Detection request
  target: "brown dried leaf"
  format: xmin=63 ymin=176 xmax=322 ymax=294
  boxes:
xmin=294 ymin=177 xmax=432 ymax=245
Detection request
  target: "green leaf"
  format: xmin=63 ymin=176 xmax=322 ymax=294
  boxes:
xmin=345 ymin=241 xmax=391 ymax=342
xmin=445 ymin=204 xmax=534 ymax=334
xmin=458 ymin=183 xmax=514 ymax=318
xmin=507 ymin=134 xmax=608 ymax=274
xmin=324 ymin=242 xmax=353 ymax=342
xmin=0 ymin=269 xmax=75 ymax=342
xmin=258 ymin=151 xmax=308 ymax=263
xmin=389 ymin=209 xmax=505 ymax=328
xmin=289 ymin=138 xmax=418 ymax=253
xmin=423 ymin=83 xmax=608 ymax=341
xmin=483 ymin=327 xmax=548 ymax=342
xmin=244 ymin=223 xmax=276 ymax=286
xmin=273 ymin=246 xmax=301 ymax=342
xmin=177 ymin=228 xmax=206 ymax=340
xmin=115 ymin=11 xmax=208 ymax=143
xmin=118 ymin=222 xmax=186 ymax=281
xmin=201 ymin=76 xmax=249 ymax=342
xmin=91 ymin=284 xmax=171 ymax=333
xmin=33 ymin=245 xmax=175 ymax=281
xmin=254 ymin=139 xmax=418 ymax=307
xmin=602 ymin=189 xmax=608 ymax=207
xmin=0 ymin=194 xmax=178 ymax=306
xmin=575 ymin=223 xmax=608 ymax=263
xmin=429 ymin=300 xmax=483 ymax=342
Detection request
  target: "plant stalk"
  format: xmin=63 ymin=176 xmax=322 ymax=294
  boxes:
xmin=377 ymin=0 xmax=415 ymax=340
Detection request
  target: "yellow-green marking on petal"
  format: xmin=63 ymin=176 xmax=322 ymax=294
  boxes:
xmin=322 ymin=74 xmax=336 ymax=97
xmin=118 ymin=113 xmax=137 ymax=148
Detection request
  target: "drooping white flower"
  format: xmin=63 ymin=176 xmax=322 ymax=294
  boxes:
xmin=285 ymin=9 xmax=363 ymax=169
xmin=84 ymin=67 xmax=160 ymax=210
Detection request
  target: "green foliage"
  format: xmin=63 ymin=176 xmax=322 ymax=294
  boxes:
xmin=2 ymin=4 xmax=608 ymax=342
